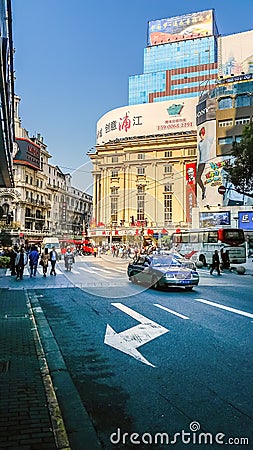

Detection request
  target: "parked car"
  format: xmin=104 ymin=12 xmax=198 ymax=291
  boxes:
xmin=127 ymin=254 xmax=199 ymax=290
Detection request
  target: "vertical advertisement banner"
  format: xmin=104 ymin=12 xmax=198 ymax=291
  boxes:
xmin=196 ymin=120 xmax=218 ymax=208
xmin=186 ymin=163 xmax=196 ymax=223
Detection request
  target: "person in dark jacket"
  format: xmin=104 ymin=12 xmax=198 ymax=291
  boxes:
xmin=220 ymin=248 xmax=230 ymax=270
xmin=49 ymin=246 xmax=58 ymax=275
xmin=29 ymin=246 xmax=39 ymax=277
xmin=9 ymin=245 xmax=18 ymax=276
xmin=15 ymin=247 xmax=28 ymax=280
xmin=210 ymin=250 xmax=221 ymax=275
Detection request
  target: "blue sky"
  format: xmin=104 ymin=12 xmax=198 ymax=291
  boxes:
xmin=12 ymin=0 xmax=253 ymax=193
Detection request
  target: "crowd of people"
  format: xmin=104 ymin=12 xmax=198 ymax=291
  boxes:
xmin=1 ymin=244 xmax=60 ymax=280
xmin=0 ymin=241 xmax=232 ymax=280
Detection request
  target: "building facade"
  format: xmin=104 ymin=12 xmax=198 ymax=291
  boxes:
xmin=192 ymin=74 xmax=253 ymax=230
xmin=0 ymin=0 xmax=15 ymax=188
xmin=89 ymin=9 xmax=253 ymax=245
xmin=0 ymin=96 xmax=92 ymax=245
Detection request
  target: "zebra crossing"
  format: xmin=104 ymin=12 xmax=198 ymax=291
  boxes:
xmin=5 ymin=262 xmax=127 ymax=278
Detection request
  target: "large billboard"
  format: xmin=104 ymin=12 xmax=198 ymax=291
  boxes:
xmin=219 ymin=30 xmax=253 ymax=77
xmin=148 ymin=10 xmax=214 ymax=46
xmin=96 ymin=98 xmax=197 ymax=145
xmin=238 ymin=211 xmax=253 ymax=230
xmin=199 ymin=211 xmax=231 ymax=228
xmin=196 ymin=97 xmax=216 ymax=126
xmin=14 ymin=138 xmax=41 ymax=170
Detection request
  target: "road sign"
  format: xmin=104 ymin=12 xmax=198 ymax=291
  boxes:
xmin=104 ymin=303 xmax=169 ymax=367
xmin=218 ymin=185 xmax=226 ymax=195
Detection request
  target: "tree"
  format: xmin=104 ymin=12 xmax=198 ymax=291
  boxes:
xmin=224 ymin=123 xmax=253 ymax=198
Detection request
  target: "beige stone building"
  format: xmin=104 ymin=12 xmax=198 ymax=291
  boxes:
xmin=89 ymin=132 xmax=197 ymax=244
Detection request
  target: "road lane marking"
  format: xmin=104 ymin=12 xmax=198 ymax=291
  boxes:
xmin=195 ymin=298 xmax=253 ymax=319
xmin=79 ymin=267 xmax=97 ymax=274
xmin=89 ymin=267 xmax=111 ymax=273
xmin=154 ymin=304 xmax=189 ymax=320
xmin=104 ymin=303 xmax=169 ymax=367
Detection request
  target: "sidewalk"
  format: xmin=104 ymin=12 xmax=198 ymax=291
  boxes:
xmin=0 ymin=288 xmax=69 ymax=450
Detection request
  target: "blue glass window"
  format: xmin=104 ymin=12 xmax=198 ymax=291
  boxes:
xmin=235 ymin=95 xmax=251 ymax=108
xmin=218 ymin=137 xmax=233 ymax=145
xmin=218 ymin=97 xmax=232 ymax=109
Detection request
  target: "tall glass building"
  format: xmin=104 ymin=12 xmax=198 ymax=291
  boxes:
xmin=129 ymin=9 xmax=219 ymax=104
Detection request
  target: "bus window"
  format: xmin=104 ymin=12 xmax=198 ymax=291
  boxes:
xmin=223 ymin=229 xmax=245 ymax=245
xmin=171 ymin=233 xmax=182 ymax=244
xmin=181 ymin=233 xmax=189 ymax=243
xmin=208 ymin=231 xmax=218 ymax=243
xmin=190 ymin=232 xmax=199 ymax=243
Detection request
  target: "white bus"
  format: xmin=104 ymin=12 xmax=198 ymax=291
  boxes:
xmin=170 ymin=227 xmax=246 ymax=267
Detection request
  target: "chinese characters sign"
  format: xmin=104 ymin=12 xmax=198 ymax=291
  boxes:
xmin=96 ymin=98 xmax=196 ymax=145
xmin=148 ymin=10 xmax=214 ymax=46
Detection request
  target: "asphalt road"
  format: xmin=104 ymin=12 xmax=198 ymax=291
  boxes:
xmin=22 ymin=255 xmax=253 ymax=449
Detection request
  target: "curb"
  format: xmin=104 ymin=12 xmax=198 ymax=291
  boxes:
xmin=25 ymin=289 xmax=71 ymax=450
xmin=26 ymin=289 xmax=103 ymax=450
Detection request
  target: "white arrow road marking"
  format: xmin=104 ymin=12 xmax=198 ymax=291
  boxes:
xmin=154 ymin=304 xmax=189 ymax=320
xmin=195 ymin=298 xmax=253 ymax=319
xmin=104 ymin=303 xmax=169 ymax=367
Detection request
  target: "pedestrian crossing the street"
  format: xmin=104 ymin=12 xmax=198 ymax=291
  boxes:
xmin=5 ymin=266 xmax=63 ymax=277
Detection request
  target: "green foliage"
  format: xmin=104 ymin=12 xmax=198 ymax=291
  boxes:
xmin=225 ymin=123 xmax=253 ymax=198
xmin=0 ymin=256 xmax=10 ymax=268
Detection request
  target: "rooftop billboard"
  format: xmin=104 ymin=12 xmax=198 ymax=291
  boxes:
xmin=219 ymin=30 xmax=253 ymax=77
xmin=96 ymin=98 xmax=197 ymax=145
xmin=148 ymin=10 xmax=214 ymax=46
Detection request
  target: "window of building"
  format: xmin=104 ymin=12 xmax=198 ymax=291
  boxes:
xmin=218 ymin=119 xmax=233 ymax=127
xmin=30 ymin=177 xmax=33 ymax=185
xmin=41 ymin=158 xmax=44 ymax=170
xmin=111 ymin=170 xmax=118 ymax=177
xmin=187 ymin=149 xmax=196 ymax=156
xmin=235 ymin=94 xmax=251 ymax=108
xmin=25 ymin=175 xmax=28 ymax=183
xmin=234 ymin=135 xmax=242 ymax=143
xmin=164 ymin=193 xmax=172 ymax=223
xmin=137 ymin=185 xmax=145 ymax=221
xmin=235 ymin=117 xmax=250 ymax=125
xmin=110 ymin=187 xmax=119 ymax=195
xmin=164 ymin=165 xmax=173 ymax=174
xmin=164 ymin=151 xmax=172 ymax=158
xmin=137 ymin=167 xmax=145 ymax=175
xmin=218 ymin=97 xmax=232 ymax=110
xmin=112 ymin=156 xmax=118 ymax=163
xmin=111 ymin=197 xmax=118 ymax=223
xmin=138 ymin=153 xmax=145 ymax=160
xmin=164 ymin=183 xmax=173 ymax=192
xmin=218 ymin=137 xmax=233 ymax=145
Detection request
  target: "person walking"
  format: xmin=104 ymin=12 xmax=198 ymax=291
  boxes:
xmin=220 ymin=248 xmax=230 ymax=270
xmin=29 ymin=246 xmax=40 ymax=277
xmin=40 ymin=247 xmax=49 ymax=277
xmin=15 ymin=247 xmax=28 ymax=280
xmin=49 ymin=246 xmax=58 ymax=275
xmin=9 ymin=245 xmax=18 ymax=276
xmin=210 ymin=249 xmax=221 ymax=275
xmin=64 ymin=247 xmax=75 ymax=270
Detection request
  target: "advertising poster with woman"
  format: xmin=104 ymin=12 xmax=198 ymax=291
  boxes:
xmin=196 ymin=120 xmax=216 ymax=208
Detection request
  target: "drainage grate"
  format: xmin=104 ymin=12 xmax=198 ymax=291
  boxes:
xmin=0 ymin=360 xmax=10 ymax=373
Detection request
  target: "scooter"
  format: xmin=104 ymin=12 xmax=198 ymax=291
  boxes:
xmin=65 ymin=261 xmax=72 ymax=271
